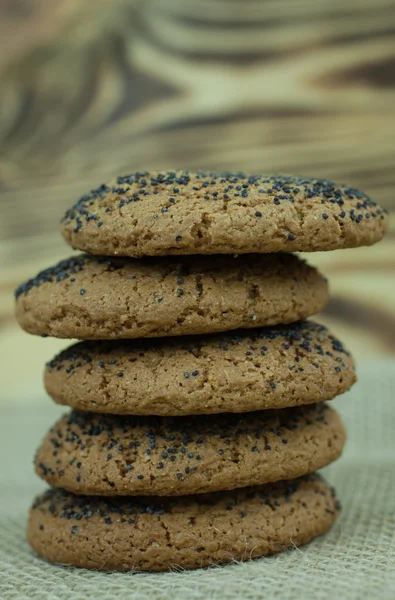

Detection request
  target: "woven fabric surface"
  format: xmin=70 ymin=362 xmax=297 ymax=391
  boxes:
xmin=1 ymin=360 xmax=394 ymax=600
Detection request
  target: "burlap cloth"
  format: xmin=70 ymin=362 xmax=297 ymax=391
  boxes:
xmin=1 ymin=360 xmax=394 ymax=600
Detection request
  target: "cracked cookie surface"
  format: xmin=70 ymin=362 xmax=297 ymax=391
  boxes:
xmin=15 ymin=253 xmax=328 ymax=339
xmin=35 ymin=403 xmax=345 ymax=496
xmin=59 ymin=171 xmax=389 ymax=257
xmin=28 ymin=474 xmax=340 ymax=571
xmin=45 ymin=321 xmax=355 ymax=415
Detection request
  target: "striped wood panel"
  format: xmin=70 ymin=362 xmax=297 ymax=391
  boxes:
xmin=0 ymin=0 xmax=394 ymax=402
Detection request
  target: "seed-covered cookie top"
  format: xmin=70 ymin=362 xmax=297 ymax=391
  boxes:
xmin=60 ymin=171 xmax=389 ymax=256
xmin=15 ymin=253 xmax=328 ymax=339
xmin=35 ymin=403 xmax=346 ymax=496
xmin=45 ymin=320 xmax=355 ymax=415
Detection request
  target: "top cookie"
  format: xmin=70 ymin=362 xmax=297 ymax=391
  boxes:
xmin=60 ymin=171 xmax=389 ymax=257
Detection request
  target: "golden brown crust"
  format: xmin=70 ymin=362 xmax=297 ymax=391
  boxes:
xmin=59 ymin=171 xmax=389 ymax=257
xmin=15 ymin=253 xmax=329 ymax=339
xmin=45 ymin=321 xmax=356 ymax=415
xmin=28 ymin=474 xmax=341 ymax=571
xmin=35 ymin=404 xmax=346 ymax=496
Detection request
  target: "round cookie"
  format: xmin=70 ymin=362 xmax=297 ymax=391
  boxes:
xmin=45 ymin=321 xmax=356 ymax=416
xmin=15 ymin=253 xmax=328 ymax=340
xmin=28 ymin=474 xmax=340 ymax=572
xmin=60 ymin=170 xmax=389 ymax=257
xmin=35 ymin=403 xmax=345 ymax=496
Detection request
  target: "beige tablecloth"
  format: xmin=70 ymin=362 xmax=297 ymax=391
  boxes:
xmin=1 ymin=360 xmax=394 ymax=600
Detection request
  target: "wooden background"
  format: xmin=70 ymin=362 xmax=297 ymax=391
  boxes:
xmin=0 ymin=0 xmax=394 ymax=402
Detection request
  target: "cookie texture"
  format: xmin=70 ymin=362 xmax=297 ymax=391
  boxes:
xmin=45 ymin=321 xmax=356 ymax=415
xmin=28 ymin=474 xmax=340 ymax=572
xmin=35 ymin=403 xmax=345 ymax=496
xmin=15 ymin=253 xmax=328 ymax=339
xmin=59 ymin=171 xmax=389 ymax=257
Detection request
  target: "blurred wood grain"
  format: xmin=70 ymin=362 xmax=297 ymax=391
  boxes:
xmin=0 ymin=0 xmax=394 ymax=402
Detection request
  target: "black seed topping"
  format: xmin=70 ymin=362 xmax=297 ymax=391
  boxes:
xmin=15 ymin=256 xmax=89 ymax=298
xmin=54 ymin=171 xmax=385 ymax=266
xmin=46 ymin=320 xmax=353 ymax=424
xmin=34 ymin=402 xmax=336 ymax=496
xmin=31 ymin=474 xmax=332 ymax=527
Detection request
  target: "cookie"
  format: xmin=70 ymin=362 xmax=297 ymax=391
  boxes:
xmin=35 ymin=403 xmax=345 ymax=496
xmin=59 ymin=171 xmax=389 ymax=257
xmin=28 ymin=474 xmax=340 ymax=572
xmin=15 ymin=253 xmax=328 ymax=340
xmin=45 ymin=321 xmax=356 ymax=416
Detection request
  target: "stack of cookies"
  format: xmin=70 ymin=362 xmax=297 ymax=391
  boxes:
xmin=15 ymin=172 xmax=388 ymax=572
